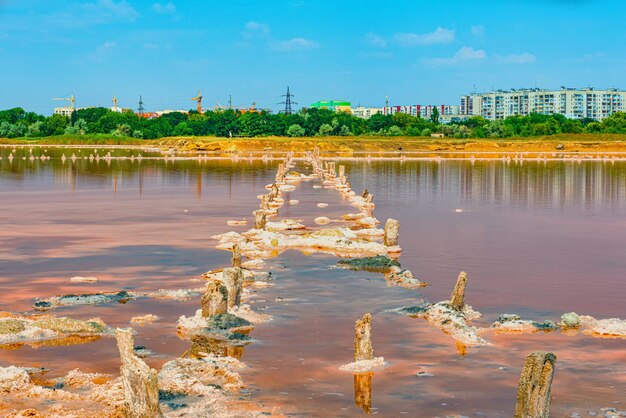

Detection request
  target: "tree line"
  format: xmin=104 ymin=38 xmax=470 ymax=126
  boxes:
xmin=1 ymin=106 xmax=626 ymax=139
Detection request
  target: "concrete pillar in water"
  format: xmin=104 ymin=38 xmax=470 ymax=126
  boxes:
xmin=231 ymin=244 xmax=241 ymax=268
xmin=450 ymin=271 xmax=467 ymax=311
xmin=338 ymin=164 xmax=345 ymax=178
xmin=201 ymin=280 xmax=228 ymax=318
xmin=115 ymin=328 xmax=162 ymax=418
xmin=383 ymin=219 xmax=400 ymax=247
xmin=222 ymin=267 xmax=244 ymax=308
xmin=354 ymin=313 xmax=374 ymax=362
xmin=354 ymin=372 xmax=373 ymax=414
xmin=254 ymin=210 xmax=267 ymax=230
xmin=514 ymin=352 xmax=557 ymax=418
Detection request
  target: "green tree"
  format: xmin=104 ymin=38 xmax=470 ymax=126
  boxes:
xmin=430 ymin=107 xmax=440 ymax=124
xmin=287 ymin=124 xmax=305 ymax=137
xmin=318 ymin=123 xmax=333 ymax=136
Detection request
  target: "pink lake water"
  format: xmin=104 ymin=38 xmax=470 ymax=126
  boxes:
xmin=0 ymin=146 xmax=625 ymax=417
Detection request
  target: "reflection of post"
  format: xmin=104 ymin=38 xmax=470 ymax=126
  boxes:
xmin=450 ymin=271 xmax=467 ymax=311
xmin=115 ymin=328 xmax=162 ymax=417
xmin=514 ymin=351 xmax=557 ymax=418
xmin=354 ymin=313 xmax=373 ymax=361
xmin=354 ymin=372 xmax=373 ymax=414
xmin=185 ymin=335 xmax=246 ymax=360
xmin=455 ymin=341 xmax=467 ymax=357
xmin=196 ymin=171 xmax=202 ymax=199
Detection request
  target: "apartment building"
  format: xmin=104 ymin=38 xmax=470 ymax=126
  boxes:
xmin=383 ymin=105 xmax=460 ymax=119
xmin=460 ymin=87 xmax=626 ymax=120
xmin=351 ymin=106 xmax=383 ymax=118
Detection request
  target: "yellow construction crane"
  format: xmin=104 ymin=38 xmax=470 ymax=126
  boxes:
xmin=191 ymin=90 xmax=203 ymax=113
xmin=53 ymin=93 xmax=76 ymax=110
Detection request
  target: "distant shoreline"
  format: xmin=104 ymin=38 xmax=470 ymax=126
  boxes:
xmin=2 ymin=134 xmax=626 ymax=158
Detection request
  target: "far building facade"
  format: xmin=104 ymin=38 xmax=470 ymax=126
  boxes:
xmin=460 ymin=87 xmax=626 ymax=121
xmin=310 ymin=100 xmax=352 ymax=113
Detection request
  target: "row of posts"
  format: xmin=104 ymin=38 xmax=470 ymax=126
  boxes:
xmin=351 ymin=272 xmax=556 ymax=417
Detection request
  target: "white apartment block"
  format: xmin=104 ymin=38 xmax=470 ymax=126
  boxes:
xmin=383 ymin=105 xmax=460 ymax=119
xmin=53 ymin=107 xmax=74 ymax=117
xmin=351 ymin=106 xmax=383 ymax=118
xmin=461 ymin=87 xmax=626 ymax=121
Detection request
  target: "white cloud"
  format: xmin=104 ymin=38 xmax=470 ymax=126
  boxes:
xmin=499 ymin=52 xmax=536 ymax=64
xmin=424 ymin=46 xmax=487 ymax=66
xmin=89 ymin=41 xmax=117 ymax=62
xmin=243 ymin=21 xmax=270 ymax=38
xmin=361 ymin=51 xmax=393 ymax=59
xmin=83 ymin=0 xmax=139 ymax=22
xmin=272 ymin=37 xmax=319 ymax=52
xmin=366 ymin=32 xmax=387 ymax=48
xmin=143 ymin=42 xmax=160 ymax=50
xmin=394 ymin=27 xmax=455 ymax=46
xmin=471 ymin=25 xmax=485 ymax=38
xmin=582 ymin=51 xmax=606 ymax=62
xmin=152 ymin=2 xmax=176 ymax=14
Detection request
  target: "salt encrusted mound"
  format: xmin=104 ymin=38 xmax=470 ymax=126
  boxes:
xmin=70 ymin=276 xmax=98 ymax=283
xmin=580 ymin=315 xmax=626 ymax=338
xmin=0 ymin=315 xmax=109 ymax=345
xmin=0 ymin=365 xmax=125 ymax=416
xmin=415 ymin=302 xmax=488 ymax=346
xmin=339 ymin=357 xmax=385 ymax=372
xmin=241 ymin=258 xmax=265 ymax=270
xmin=130 ymin=314 xmax=159 ymax=325
xmin=34 ymin=288 xmax=202 ymax=310
xmin=490 ymin=314 xmax=558 ymax=334
xmin=265 ymin=219 xmax=306 ymax=231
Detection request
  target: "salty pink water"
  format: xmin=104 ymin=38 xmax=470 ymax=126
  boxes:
xmin=0 ymin=147 xmax=625 ymax=416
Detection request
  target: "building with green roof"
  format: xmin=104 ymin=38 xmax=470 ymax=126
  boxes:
xmin=310 ymin=100 xmax=352 ymax=112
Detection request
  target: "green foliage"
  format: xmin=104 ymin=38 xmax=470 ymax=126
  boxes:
xmin=318 ymin=123 xmax=333 ymax=136
xmin=286 ymin=124 xmax=306 ymax=137
xmin=430 ymin=107 xmax=440 ymax=124
xmin=2 ymin=105 xmax=626 ymax=141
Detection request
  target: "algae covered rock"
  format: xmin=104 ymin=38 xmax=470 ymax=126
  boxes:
xmin=34 ymin=290 xmax=133 ymax=310
xmin=205 ymin=314 xmax=251 ymax=331
xmin=32 ymin=317 xmax=107 ymax=334
xmin=337 ymin=255 xmax=400 ymax=272
xmin=561 ymin=312 xmax=581 ymax=328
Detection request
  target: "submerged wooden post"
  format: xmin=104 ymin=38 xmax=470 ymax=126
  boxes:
xmin=254 ymin=210 xmax=267 ymax=230
xmin=514 ymin=352 xmax=557 ymax=418
xmin=362 ymin=189 xmax=369 ymax=198
xmin=115 ymin=328 xmax=162 ymax=418
xmin=354 ymin=313 xmax=374 ymax=362
xmin=231 ymin=244 xmax=241 ymax=268
xmin=222 ymin=267 xmax=244 ymax=308
xmin=450 ymin=271 xmax=467 ymax=311
xmin=201 ymin=280 xmax=228 ymax=318
xmin=383 ymin=219 xmax=400 ymax=246
xmin=354 ymin=372 xmax=373 ymax=414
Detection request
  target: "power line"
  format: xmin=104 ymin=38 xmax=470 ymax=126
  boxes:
xmin=278 ymin=86 xmax=297 ymax=115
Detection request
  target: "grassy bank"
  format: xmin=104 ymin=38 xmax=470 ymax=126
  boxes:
xmin=2 ymin=133 xmax=626 ymax=154
xmin=0 ymin=134 xmax=156 ymax=146
xmin=158 ymin=133 xmax=626 ymax=154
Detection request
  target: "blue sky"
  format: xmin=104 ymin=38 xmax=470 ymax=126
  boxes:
xmin=1 ymin=0 xmax=625 ymax=114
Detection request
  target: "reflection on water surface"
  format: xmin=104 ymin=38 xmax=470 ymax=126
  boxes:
xmin=0 ymin=146 xmax=625 ymax=417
